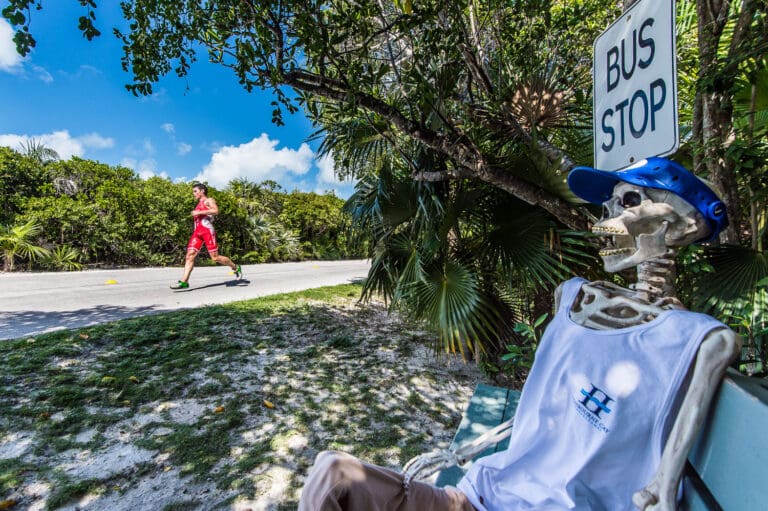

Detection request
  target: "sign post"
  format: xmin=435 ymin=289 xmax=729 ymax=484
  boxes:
xmin=592 ymin=0 xmax=678 ymax=170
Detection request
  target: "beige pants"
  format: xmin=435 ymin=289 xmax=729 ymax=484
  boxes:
xmin=298 ymin=451 xmax=476 ymax=511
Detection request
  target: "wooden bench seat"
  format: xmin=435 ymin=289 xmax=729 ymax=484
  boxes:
xmin=436 ymin=370 xmax=768 ymax=510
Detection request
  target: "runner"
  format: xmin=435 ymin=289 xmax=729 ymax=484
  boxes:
xmin=171 ymin=183 xmax=242 ymax=289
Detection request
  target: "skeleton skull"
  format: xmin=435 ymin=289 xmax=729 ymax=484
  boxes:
xmin=594 ymin=182 xmax=711 ymax=273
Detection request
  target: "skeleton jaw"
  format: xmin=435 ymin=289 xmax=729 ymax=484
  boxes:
xmin=594 ymin=222 xmax=669 ymax=272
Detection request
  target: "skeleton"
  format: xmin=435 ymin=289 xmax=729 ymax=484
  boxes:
xmin=404 ymin=160 xmax=740 ymax=511
xmin=560 ymin=179 xmax=741 ymax=510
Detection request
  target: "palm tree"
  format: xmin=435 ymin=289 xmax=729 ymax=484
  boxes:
xmin=672 ymin=4 xmax=768 ymax=375
xmin=0 ymin=220 xmax=50 ymax=271
xmin=18 ymin=138 xmax=59 ymax=165
xmin=45 ymin=244 xmax=84 ymax=271
xmin=344 ymin=156 xmax=598 ymax=360
xmin=228 ymin=178 xmax=283 ymax=217
xmin=245 ymin=214 xmax=301 ymax=262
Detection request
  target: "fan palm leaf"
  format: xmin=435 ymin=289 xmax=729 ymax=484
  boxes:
xmin=410 ymin=258 xmax=500 ymax=358
xmin=46 ymin=244 xmax=84 ymax=271
xmin=690 ymin=245 xmax=768 ymax=326
xmin=478 ymin=195 xmax=598 ymax=288
xmin=0 ymin=220 xmax=50 ymax=271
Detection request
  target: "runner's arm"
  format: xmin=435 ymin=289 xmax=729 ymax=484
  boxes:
xmin=192 ymin=198 xmax=219 ymax=216
xmin=204 ymin=198 xmax=219 ymax=216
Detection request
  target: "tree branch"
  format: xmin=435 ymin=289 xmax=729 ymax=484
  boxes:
xmin=284 ymin=71 xmax=585 ymax=230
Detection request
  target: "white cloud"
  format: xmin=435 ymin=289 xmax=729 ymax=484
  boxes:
xmin=0 ymin=130 xmax=114 ymax=159
xmin=142 ymin=138 xmax=156 ymax=155
xmin=57 ymin=65 xmax=100 ymax=81
xmin=136 ymin=159 xmax=162 ymax=179
xmin=122 ymin=157 xmax=167 ymax=180
xmin=31 ymin=65 xmax=53 ymax=83
xmin=79 ymin=133 xmax=115 ymax=150
xmin=161 ymin=123 xmax=191 ymax=156
xmin=0 ymin=19 xmax=23 ymax=71
xmin=196 ymin=133 xmax=314 ymax=188
xmin=121 ymin=138 xmax=157 ymax=175
xmin=120 ymin=138 xmax=161 ymax=179
xmin=78 ymin=64 xmax=101 ymax=76
xmin=177 ymin=142 xmax=192 ymax=156
xmin=316 ymin=153 xmax=353 ymax=185
xmin=313 ymin=153 xmax=355 ymax=198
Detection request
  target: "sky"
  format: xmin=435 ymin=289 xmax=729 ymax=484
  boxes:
xmin=0 ymin=3 xmax=355 ymax=198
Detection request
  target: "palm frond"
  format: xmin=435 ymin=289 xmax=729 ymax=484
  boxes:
xmin=410 ymin=259 xmax=501 ymax=358
xmin=360 ymin=238 xmax=397 ymax=305
xmin=481 ymin=201 xmax=598 ymax=288
xmin=690 ymin=245 xmax=768 ymax=325
xmin=46 ymin=244 xmax=84 ymax=271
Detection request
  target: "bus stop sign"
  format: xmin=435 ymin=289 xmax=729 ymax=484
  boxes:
xmin=593 ymin=0 xmax=678 ymax=170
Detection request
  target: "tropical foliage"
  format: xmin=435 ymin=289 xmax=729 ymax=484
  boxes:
xmin=346 ymin=161 xmax=599 ymax=361
xmin=0 ymin=219 xmax=49 ymax=272
xmin=18 ymin=138 xmax=59 ymax=164
xmin=0 ymin=147 xmax=361 ymax=270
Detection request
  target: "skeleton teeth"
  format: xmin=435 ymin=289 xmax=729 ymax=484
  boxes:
xmin=599 ymin=248 xmax=635 ymax=256
xmin=592 ymin=226 xmax=628 ymax=235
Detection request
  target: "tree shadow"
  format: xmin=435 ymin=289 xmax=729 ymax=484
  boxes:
xmin=0 ymin=304 xmax=170 ymax=341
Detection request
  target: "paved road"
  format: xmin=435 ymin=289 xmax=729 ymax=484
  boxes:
xmin=0 ymin=260 xmax=371 ymax=340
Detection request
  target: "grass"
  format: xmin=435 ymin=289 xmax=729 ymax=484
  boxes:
xmin=0 ymin=283 xmax=483 ymax=510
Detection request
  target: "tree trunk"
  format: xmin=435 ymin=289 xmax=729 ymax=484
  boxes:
xmin=3 ymin=251 xmax=12 ymax=272
xmin=692 ymin=0 xmax=761 ymax=244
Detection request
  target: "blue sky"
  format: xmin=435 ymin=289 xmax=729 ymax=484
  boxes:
xmin=0 ymin=3 xmax=355 ymax=198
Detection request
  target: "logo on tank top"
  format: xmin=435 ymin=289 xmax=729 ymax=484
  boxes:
xmin=575 ymin=384 xmax=614 ymax=433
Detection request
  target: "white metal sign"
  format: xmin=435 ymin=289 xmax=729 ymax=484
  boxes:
xmin=593 ymin=0 xmax=678 ymax=170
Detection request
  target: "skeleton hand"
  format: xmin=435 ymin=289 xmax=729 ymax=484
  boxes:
xmin=401 ymin=450 xmax=458 ymax=494
xmin=632 ymin=481 xmax=676 ymax=511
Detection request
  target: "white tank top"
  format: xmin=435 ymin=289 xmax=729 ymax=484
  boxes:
xmin=458 ymin=277 xmax=726 ymax=511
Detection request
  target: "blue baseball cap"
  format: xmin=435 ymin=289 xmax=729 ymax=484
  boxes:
xmin=567 ymin=157 xmax=728 ymax=243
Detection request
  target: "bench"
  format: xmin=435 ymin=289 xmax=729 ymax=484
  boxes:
xmin=434 ymin=383 xmax=520 ymax=487
xmin=436 ymin=370 xmax=768 ymax=510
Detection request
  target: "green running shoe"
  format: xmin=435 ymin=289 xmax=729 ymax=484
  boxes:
xmin=171 ymin=280 xmax=189 ymax=289
xmin=235 ymin=265 xmax=243 ymax=279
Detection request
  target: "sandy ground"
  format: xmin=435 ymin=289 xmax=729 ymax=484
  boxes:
xmin=0 ymin=298 xmax=487 ymax=510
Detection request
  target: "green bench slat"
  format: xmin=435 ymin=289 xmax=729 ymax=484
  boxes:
xmin=435 ymin=383 xmax=520 ymax=487
xmin=496 ymin=390 xmax=519 ymax=452
xmin=683 ymin=370 xmax=768 ymax=510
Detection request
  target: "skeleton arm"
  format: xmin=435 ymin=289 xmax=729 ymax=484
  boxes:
xmin=632 ymin=328 xmax=741 ymax=510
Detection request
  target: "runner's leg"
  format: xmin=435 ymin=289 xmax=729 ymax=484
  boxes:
xmin=181 ymin=248 xmax=198 ymax=282
xmin=179 ymin=231 xmax=206 ymax=284
xmin=209 ymin=250 xmax=237 ymax=271
xmin=204 ymin=231 xmax=237 ymax=271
